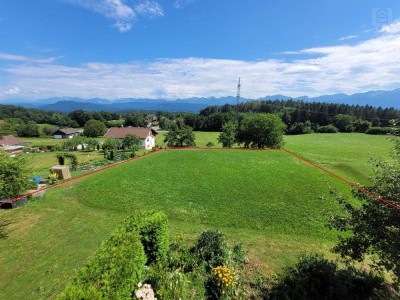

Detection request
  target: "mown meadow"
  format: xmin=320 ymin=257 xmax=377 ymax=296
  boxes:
xmin=0 ymin=133 xmax=392 ymax=299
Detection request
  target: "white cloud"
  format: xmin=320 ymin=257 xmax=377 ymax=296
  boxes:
xmin=135 ymin=1 xmax=163 ymax=17
xmin=62 ymin=0 xmax=135 ymax=32
xmin=62 ymin=0 xmax=164 ymax=31
xmin=0 ymin=52 xmax=59 ymax=63
xmin=339 ymin=35 xmax=358 ymax=41
xmin=174 ymin=0 xmax=194 ymax=9
xmin=380 ymin=19 xmax=400 ymax=34
xmin=2 ymin=20 xmax=400 ymax=100
xmin=3 ymin=86 xmax=20 ymax=95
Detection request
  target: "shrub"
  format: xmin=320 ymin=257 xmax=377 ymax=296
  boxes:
xmin=125 ymin=211 xmax=169 ymax=263
xmin=192 ymin=230 xmax=229 ymax=271
xmin=59 ymin=227 xmax=146 ymax=299
xmin=317 ymin=124 xmax=339 ymax=133
xmin=366 ymin=127 xmax=393 ymax=135
xmin=206 ymin=141 xmax=214 ymax=147
xmin=267 ymin=254 xmax=390 ymax=300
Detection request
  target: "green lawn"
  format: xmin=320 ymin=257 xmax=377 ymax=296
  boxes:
xmin=284 ymin=133 xmax=392 ymax=185
xmin=156 ymin=131 xmax=221 ymax=148
xmin=0 ymin=149 xmax=352 ymax=299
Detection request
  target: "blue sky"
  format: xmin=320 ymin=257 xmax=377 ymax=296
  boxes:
xmin=1 ymin=0 xmax=400 ymax=100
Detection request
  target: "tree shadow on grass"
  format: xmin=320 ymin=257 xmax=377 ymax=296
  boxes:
xmin=0 ymin=220 xmax=13 ymax=240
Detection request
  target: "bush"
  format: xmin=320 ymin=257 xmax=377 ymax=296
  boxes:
xmin=366 ymin=127 xmax=393 ymax=135
xmin=125 ymin=211 xmax=169 ymax=263
xmin=267 ymin=254 xmax=390 ymax=300
xmin=317 ymin=124 xmax=339 ymax=133
xmin=59 ymin=226 xmax=146 ymax=299
xmin=192 ymin=230 xmax=229 ymax=271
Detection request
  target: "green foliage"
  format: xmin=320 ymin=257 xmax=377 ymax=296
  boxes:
xmin=164 ymin=125 xmax=196 ymax=147
xmin=56 ymin=153 xmax=78 ymax=170
xmin=206 ymin=141 xmax=214 ymax=147
xmin=147 ymin=263 xmax=191 ymax=300
xmin=0 ymin=151 xmax=32 ymax=199
xmin=316 ymin=124 xmax=339 ymax=133
xmin=329 ymin=138 xmax=400 ymax=284
xmin=121 ymin=134 xmax=140 ymax=151
xmin=287 ymin=121 xmax=313 ymax=135
xmin=125 ymin=211 xmax=169 ymax=263
xmin=86 ymin=138 xmax=99 ymax=151
xmin=125 ymin=113 xmax=147 ymax=127
xmin=237 ymin=113 xmax=285 ymax=148
xmin=353 ymin=119 xmax=372 ymax=133
xmin=333 ymin=114 xmax=356 ymax=132
xmin=59 ymin=226 xmax=146 ymax=300
xmin=366 ymin=127 xmax=393 ymax=135
xmin=16 ymin=121 xmax=40 ymax=137
xmin=218 ymin=121 xmax=237 ymax=148
xmin=83 ymin=120 xmax=106 ymax=138
xmin=102 ymin=137 xmax=120 ymax=150
xmin=267 ymin=254 xmax=390 ymax=300
xmin=192 ymin=230 xmax=229 ymax=271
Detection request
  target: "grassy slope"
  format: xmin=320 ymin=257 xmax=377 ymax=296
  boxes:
xmin=284 ymin=133 xmax=392 ymax=185
xmin=0 ymin=150 xmax=351 ymax=299
xmin=158 ymin=131 xmax=392 ymax=184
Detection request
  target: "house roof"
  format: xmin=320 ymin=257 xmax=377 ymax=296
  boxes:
xmin=0 ymin=135 xmax=23 ymax=146
xmin=104 ymin=127 xmax=157 ymax=139
xmin=54 ymin=128 xmax=80 ymax=135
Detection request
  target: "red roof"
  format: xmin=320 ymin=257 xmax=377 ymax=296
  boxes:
xmin=104 ymin=127 xmax=156 ymax=139
xmin=0 ymin=135 xmax=23 ymax=146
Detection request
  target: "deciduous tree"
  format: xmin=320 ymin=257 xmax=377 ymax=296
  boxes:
xmin=237 ymin=114 xmax=285 ymax=148
xmin=218 ymin=121 xmax=237 ymax=148
xmin=83 ymin=120 xmax=106 ymax=138
xmin=164 ymin=125 xmax=196 ymax=147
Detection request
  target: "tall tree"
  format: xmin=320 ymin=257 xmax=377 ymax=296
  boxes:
xmin=164 ymin=125 xmax=196 ymax=147
xmin=0 ymin=151 xmax=33 ymax=199
xmin=121 ymin=134 xmax=140 ymax=151
xmin=125 ymin=113 xmax=147 ymax=127
xmin=218 ymin=121 xmax=237 ymax=148
xmin=83 ymin=120 xmax=107 ymax=138
xmin=237 ymin=114 xmax=285 ymax=148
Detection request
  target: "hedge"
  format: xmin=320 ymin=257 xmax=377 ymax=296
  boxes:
xmin=365 ymin=127 xmax=393 ymax=135
xmin=58 ymin=211 xmax=169 ymax=299
xmin=316 ymin=125 xmax=338 ymax=133
xmin=125 ymin=211 xmax=169 ymax=263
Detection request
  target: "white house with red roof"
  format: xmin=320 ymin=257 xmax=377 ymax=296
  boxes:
xmin=104 ymin=127 xmax=157 ymax=150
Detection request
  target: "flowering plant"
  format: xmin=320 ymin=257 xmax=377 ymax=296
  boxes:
xmin=135 ymin=282 xmax=157 ymax=300
xmin=48 ymin=172 xmax=58 ymax=185
xmin=211 ymin=265 xmax=234 ymax=297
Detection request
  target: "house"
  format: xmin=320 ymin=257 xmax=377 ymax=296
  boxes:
xmin=104 ymin=127 xmax=157 ymax=150
xmin=0 ymin=119 xmax=5 ymax=126
xmin=0 ymin=135 xmax=24 ymax=151
xmin=53 ymin=128 xmax=80 ymax=139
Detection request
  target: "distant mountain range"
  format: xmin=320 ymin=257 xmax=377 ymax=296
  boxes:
xmin=1 ymin=88 xmax=399 ymax=113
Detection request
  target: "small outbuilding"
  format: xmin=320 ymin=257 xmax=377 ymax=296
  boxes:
xmin=0 ymin=135 xmax=24 ymax=151
xmin=53 ymin=128 xmax=80 ymax=139
xmin=104 ymin=127 xmax=158 ymax=150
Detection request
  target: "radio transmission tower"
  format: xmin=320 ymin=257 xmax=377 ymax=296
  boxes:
xmin=236 ymin=77 xmax=241 ymax=106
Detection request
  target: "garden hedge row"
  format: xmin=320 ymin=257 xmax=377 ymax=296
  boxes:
xmin=58 ymin=211 xmax=169 ymax=299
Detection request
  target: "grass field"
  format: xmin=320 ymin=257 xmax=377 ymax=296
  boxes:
xmin=0 ymin=149 xmax=353 ymax=299
xmin=284 ymin=133 xmax=392 ymax=185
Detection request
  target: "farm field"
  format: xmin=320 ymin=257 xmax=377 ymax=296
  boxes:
xmin=0 ymin=149 xmax=353 ymax=299
xmin=284 ymin=133 xmax=392 ymax=185
xmin=156 ymin=132 xmax=392 ymax=185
